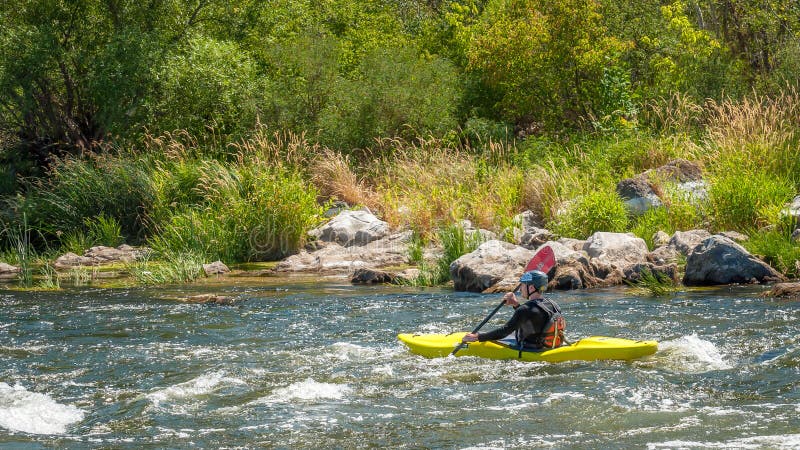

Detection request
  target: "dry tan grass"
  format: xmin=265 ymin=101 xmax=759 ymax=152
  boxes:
xmin=705 ymin=91 xmax=800 ymax=148
xmin=232 ymin=127 xmax=319 ymax=168
xmin=309 ymin=148 xmax=381 ymax=210
xmin=642 ymin=93 xmax=706 ymax=134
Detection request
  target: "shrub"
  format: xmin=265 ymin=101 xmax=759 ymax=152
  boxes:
xmin=317 ymin=47 xmax=460 ymax=150
xmin=743 ymin=229 xmax=800 ymax=278
xmin=707 ymin=170 xmax=794 ymax=231
xmin=549 ymin=189 xmax=629 ymax=239
xmin=150 ymin=37 xmax=266 ymax=139
xmin=630 ymin=186 xmax=705 ymax=249
xmin=150 ymin=164 xmax=322 ymax=262
xmin=411 ymin=223 xmax=485 ymax=286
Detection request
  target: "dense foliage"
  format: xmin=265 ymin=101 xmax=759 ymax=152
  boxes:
xmin=2 ymin=0 xmax=800 ymax=281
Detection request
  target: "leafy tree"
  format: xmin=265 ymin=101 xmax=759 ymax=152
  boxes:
xmin=317 ymin=47 xmax=460 ymax=151
xmin=0 ymin=0 xmax=219 ymax=167
xmin=465 ymin=0 xmax=631 ymax=131
xmin=148 ymin=36 xmax=266 ymax=138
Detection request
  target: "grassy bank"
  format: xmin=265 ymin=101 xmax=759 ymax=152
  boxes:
xmin=2 ymin=94 xmax=800 ymax=285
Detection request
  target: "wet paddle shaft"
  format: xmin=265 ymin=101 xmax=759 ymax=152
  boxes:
xmin=450 ymin=245 xmax=555 ymax=356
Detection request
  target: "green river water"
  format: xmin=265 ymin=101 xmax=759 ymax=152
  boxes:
xmin=1 ymin=280 xmax=798 ymax=448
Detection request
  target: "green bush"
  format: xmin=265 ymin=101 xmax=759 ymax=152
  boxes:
xmin=707 ymin=170 xmax=794 ymax=231
xmin=549 ymin=189 xmax=629 ymax=239
xmin=150 ymin=164 xmax=323 ymax=262
xmin=318 ymin=47 xmax=460 ymax=150
xmin=411 ymin=223 xmax=485 ymax=286
xmin=150 ymin=36 xmax=266 ymax=138
xmin=85 ymin=213 xmax=124 ymax=247
xmin=743 ymin=229 xmax=800 ymax=278
xmin=631 ymin=186 xmax=704 ymax=249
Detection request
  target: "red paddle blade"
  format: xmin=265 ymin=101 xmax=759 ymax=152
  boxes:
xmin=524 ymin=245 xmax=555 ymax=274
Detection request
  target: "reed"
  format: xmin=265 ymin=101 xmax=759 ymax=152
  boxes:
xmin=627 ymin=268 xmax=678 ymax=297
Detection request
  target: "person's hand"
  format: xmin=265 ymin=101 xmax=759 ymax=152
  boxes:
xmin=462 ymin=333 xmax=478 ymax=343
xmin=503 ymin=291 xmax=519 ymax=307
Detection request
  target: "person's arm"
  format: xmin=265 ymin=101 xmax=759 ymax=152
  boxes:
xmin=477 ymin=307 xmax=524 ymax=342
xmin=462 ymin=292 xmax=519 ymax=343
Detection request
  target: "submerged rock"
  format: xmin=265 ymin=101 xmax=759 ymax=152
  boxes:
xmin=180 ymin=294 xmax=236 ymax=305
xmin=350 ymin=268 xmax=398 ymax=284
xmin=760 ymin=282 xmax=800 ymax=299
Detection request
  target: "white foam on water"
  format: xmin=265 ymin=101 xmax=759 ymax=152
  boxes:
xmin=328 ymin=342 xmax=372 ymax=361
xmin=0 ymin=382 xmax=84 ymax=435
xmin=658 ymin=334 xmax=733 ymax=373
xmin=257 ymin=378 xmax=352 ymax=404
xmin=146 ymin=371 xmax=246 ymax=407
xmin=647 ymin=434 xmax=800 ymax=449
xmin=541 ymin=392 xmax=587 ymax=405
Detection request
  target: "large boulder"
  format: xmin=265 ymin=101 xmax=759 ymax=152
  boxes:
xmin=449 ymin=240 xmax=536 ymax=292
xmin=616 ymin=177 xmax=662 ymax=216
xmin=616 ymin=159 xmax=706 ymax=216
xmin=683 ymin=235 xmax=785 ymax=286
xmin=276 ymin=231 xmax=412 ymax=274
xmin=668 ymin=229 xmax=711 ymax=256
xmin=582 ymin=232 xmax=648 ymax=269
xmin=308 ymin=209 xmax=389 ymax=247
xmin=0 ymin=262 xmax=21 ymax=280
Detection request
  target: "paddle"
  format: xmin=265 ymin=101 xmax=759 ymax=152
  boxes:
xmin=450 ymin=245 xmax=556 ymax=356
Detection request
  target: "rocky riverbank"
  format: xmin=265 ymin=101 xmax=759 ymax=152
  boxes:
xmin=2 ymin=159 xmax=797 ymax=294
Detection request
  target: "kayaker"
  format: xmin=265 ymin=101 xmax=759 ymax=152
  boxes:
xmin=461 ymin=270 xmax=566 ymax=350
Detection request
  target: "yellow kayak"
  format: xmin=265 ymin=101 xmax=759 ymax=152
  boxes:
xmin=397 ymin=332 xmax=657 ymax=362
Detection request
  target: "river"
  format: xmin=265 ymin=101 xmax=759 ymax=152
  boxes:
xmin=1 ymin=280 xmax=799 ymax=448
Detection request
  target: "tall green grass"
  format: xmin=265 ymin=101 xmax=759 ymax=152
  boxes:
xmin=410 ymin=224 xmax=485 ymax=286
xmin=707 ymin=170 xmax=794 ymax=231
xmin=14 ymin=154 xmax=155 ymax=246
xmin=149 ymin=162 xmax=323 ymax=262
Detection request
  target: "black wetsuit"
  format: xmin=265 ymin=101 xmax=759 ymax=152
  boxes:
xmin=476 ymin=299 xmax=549 ymax=346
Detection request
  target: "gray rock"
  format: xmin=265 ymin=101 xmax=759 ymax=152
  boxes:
xmin=203 ymin=261 xmax=230 ymax=276
xmin=518 ymin=227 xmax=555 ymax=249
xmin=617 ymin=177 xmax=662 ymax=215
xmin=309 ymin=209 xmax=389 ymax=247
xmin=643 ymin=158 xmax=703 ymax=183
xmin=668 ymin=229 xmax=711 ymax=256
xmin=276 ymin=231 xmax=413 ymax=274
xmin=0 ymin=262 xmax=21 ymax=280
xmin=54 ymin=245 xmax=151 ymax=269
xmin=556 ymin=238 xmax=586 ymax=252
xmin=719 ymin=231 xmax=749 ymax=242
xmin=583 ymin=232 xmax=648 ymax=269
xmin=449 ymin=240 xmax=536 ymax=292
xmin=647 ymin=246 xmax=680 ymax=265
xmin=652 ymin=231 xmax=671 ymax=248
xmin=683 ymin=235 xmax=785 ymax=286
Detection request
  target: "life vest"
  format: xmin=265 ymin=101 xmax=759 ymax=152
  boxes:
xmin=514 ymin=297 xmax=566 ymax=355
